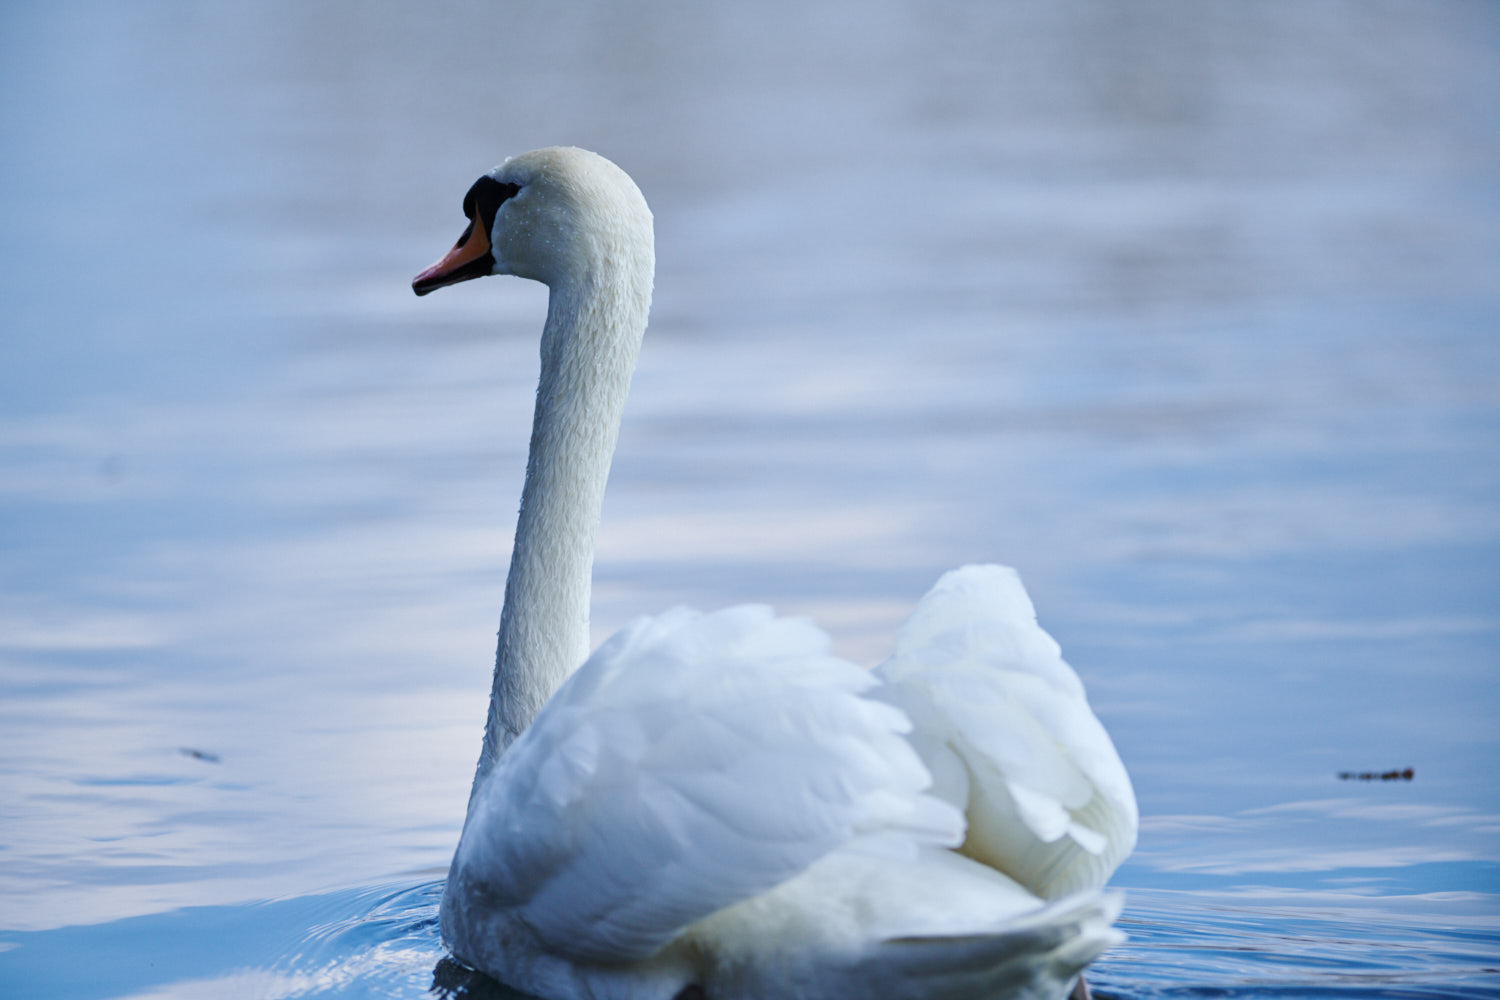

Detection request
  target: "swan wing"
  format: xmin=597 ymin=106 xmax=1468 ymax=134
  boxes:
xmin=875 ymin=565 xmax=1137 ymax=900
xmin=453 ymin=605 xmax=965 ymax=964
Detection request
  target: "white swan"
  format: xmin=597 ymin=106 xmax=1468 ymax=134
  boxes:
xmin=412 ymin=146 xmax=1136 ymax=1000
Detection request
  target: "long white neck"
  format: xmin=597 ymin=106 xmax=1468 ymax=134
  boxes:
xmin=474 ymin=260 xmax=650 ymax=781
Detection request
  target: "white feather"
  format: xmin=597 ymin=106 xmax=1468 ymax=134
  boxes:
xmin=876 ymin=565 xmax=1138 ymax=900
xmin=452 ymin=605 xmax=964 ymax=964
xmin=417 ymin=148 xmax=1136 ymax=1000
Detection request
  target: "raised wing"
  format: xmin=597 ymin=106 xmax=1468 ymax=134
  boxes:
xmin=453 ymin=604 xmax=964 ymax=963
xmin=875 ymin=565 xmax=1137 ymax=900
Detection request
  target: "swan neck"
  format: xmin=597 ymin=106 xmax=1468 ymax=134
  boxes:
xmin=478 ymin=265 xmax=649 ymax=778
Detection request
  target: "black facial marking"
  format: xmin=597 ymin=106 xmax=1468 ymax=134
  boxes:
xmin=462 ymin=176 xmax=522 ymax=236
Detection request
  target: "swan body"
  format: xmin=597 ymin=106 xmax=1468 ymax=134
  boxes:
xmin=413 ymin=147 xmax=1136 ymax=1000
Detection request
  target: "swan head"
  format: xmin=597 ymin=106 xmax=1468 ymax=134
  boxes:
xmin=413 ymin=146 xmax=653 ymax=295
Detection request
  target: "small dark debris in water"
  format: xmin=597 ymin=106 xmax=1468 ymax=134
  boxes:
xmin=180 ymin=747 xmax=221 ymax=764
xmin=1337 ymin=767 xmax=1413 ymax=781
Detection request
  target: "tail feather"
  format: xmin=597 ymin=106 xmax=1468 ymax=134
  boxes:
xmin=849 ymin=891 xmax=1124 ymax=1000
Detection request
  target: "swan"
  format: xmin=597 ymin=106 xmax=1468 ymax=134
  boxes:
xmin=411 ymin=146 xmax=1136 ymax=1000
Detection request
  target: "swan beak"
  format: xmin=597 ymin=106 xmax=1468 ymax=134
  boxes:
xmin=413 ymin=215 xmax=494 ymax=296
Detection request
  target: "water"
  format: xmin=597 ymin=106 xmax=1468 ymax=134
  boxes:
xmin=2 ymin=1 xmax=1498 ymax=996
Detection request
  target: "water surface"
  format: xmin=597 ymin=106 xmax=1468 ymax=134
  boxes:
xmin=2 ymin=1 xmax=1498 ymax=996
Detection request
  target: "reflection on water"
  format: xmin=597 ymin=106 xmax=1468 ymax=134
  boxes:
xmin=2 ymin=0 xmax=1499 ymax=996
xmin=7 ymin=880 xmax=1497 ymax=999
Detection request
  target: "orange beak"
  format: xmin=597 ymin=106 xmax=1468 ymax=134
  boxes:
xmin=413 ymin=214 xmax=494 ymax=296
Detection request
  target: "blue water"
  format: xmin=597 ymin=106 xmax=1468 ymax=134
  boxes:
xmin=2 ymin=1 xmax=1499 ymax=996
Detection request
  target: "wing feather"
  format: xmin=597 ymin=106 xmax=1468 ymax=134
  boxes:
xmin=453 ymin=604 xmax=964 ymax=963
xmin=875 ymin=565 xmax=1137 ymax=900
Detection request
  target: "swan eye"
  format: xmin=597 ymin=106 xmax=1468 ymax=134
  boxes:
xmin=463 ymin=177 xmax=523 ymax=235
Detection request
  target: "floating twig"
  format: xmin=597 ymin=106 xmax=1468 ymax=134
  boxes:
xmin=1337 ymin=767 xmax=1413 ymax=781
